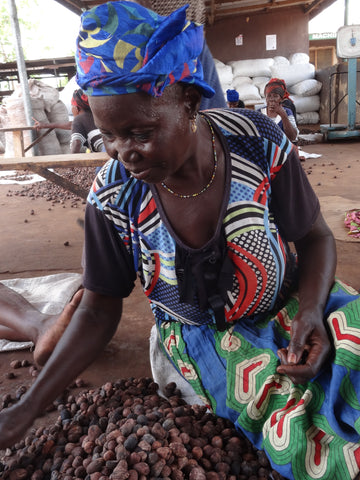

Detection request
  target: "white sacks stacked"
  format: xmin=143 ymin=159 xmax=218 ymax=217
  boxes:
xmin=0 ymin=80 xmax=71 ymax=157
xmin=228 ymin=58 xmax=274 ymax=105
xmin=215 ymin=52 xmax=322 ymax=124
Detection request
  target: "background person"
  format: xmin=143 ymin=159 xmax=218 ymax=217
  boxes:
xmin=0 ymin=4 xmax=359 ymax=480
xmin=226 ymin=88 xmax=245 ymax=108
xmin=260 ymin=78 xmax=298 ymax=142
xmin=34 ymin=89 xmax=105 ymax=153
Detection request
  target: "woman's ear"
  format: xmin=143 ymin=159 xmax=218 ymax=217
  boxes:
xmin=183 ymin=85 xmax=202 ymax=118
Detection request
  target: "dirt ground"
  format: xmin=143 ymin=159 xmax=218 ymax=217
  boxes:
xmin=0 ymin=138 xmax=359 ymax=433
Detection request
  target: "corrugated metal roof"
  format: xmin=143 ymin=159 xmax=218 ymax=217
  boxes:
xmin=54 ymin=0 xmax=338 ymax=24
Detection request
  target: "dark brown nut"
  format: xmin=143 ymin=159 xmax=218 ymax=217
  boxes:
xmin=30 ymin=470 xmax=44 ymax=480
xmin=74 ymin=465 xmax=87 ymax=477
xmin=177 ymin=456 xmax=189 ymax=470
xmin=115 ymin=444 xmax=128 ymax=461
xmin=111 ymin=459 xmax=129 ymax=479
xmin=103 ymin=450 xmax=116 ymax=462
xmin=189 ymin=467 xmax=207 ymax=480
xmin=209 ymin=449 xmax=222 ymax=465
xmin=89 ymin=473 xmax=103 ymax=480
xmin=67 ymin=424 xmax=83 ymax=442
xmin=127 ymin=470 xmax=139 ymax=480
xmin=137 ymin=440 xmax=151 ymax=452
xmin=202 ymin=445 xmax=214 ymax=458
xmin=41 ymin=439 xmax=55 ymax=455
xmin=211 ymin=436 xmax=223 ymax=449
xmin=86 ymin=458 xmax=105 ymax=474
xmin=107 ymin=428 xmax=121 ymax=441
xmin=133 ymin=462 xmax=150 ymax=476
xmin=8 ymin=468 xmax=28 ymax=480
xmin=60 ymin=457 xmax=74 ymax=473
xmin=72 ymin=455 xmax=84 ymax=468
xmin=192 ymin=446 xmax=203 ymax=460
xmin=169 ymin=442 xmax=187 ymax=457
xmin=82 ymin=440 xmax=95 ymax=454
xmin=179 ymin=432 xmax=190 ymax=444
xmin=129 ymin=452 xmax=142 ymax=465
xmin=161 ymin=464 xmax=172 ymax=477
xmin=204 ymin=473 xmax=220 ymax=480
xmin=120 ymin=419 xmax=136 ymax=436
xmin=88 ymin=424 xmax=103 ymax=442
xmin=151 ymin=422 xmax=167 ymax=440
xmin=151 ymin=440 xmax=162 ymax=450
xmin=156 ymin=447 xmax=172 ymax=460
xmin=10 ymin=360 xmax=22 ymax=369
xmin=214 ymin=462 xmax=230 ymax=474
xmin=64 ymin=442 xmax=77 ymax=455
xmin=171 ymin=467 xmax=185 ymax=480
xmin=150 ymin=459 xmax=166 ymax=477
xmin=242 ymin=451 xmax=256 ymax=462
xmin=199 ymin=457 xmax=212 ymax=470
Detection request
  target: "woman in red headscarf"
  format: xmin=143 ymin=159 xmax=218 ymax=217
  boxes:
xmin=261 ymin=78 xmax=298 ymax=142
xmin=34 ymin=89 xmax=105 ymax=153
xmin=70 ymin=89 xmax=105 ymax=153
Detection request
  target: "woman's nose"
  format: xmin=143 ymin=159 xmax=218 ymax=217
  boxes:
xmin=116 ymin=142 xmax=140 ymax=164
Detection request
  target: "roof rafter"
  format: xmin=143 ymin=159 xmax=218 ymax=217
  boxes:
xmin=54 ymin=0 xmax=337 ymax=22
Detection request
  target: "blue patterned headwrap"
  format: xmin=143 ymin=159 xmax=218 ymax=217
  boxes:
xmin=75 ymin=1 xmax=215 ymax=98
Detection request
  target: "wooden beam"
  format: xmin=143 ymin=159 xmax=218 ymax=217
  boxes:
xmin=0 ymin=152 xmax=109 ymax=171
xmin=0 ymin=152 xmax=110 ymax=200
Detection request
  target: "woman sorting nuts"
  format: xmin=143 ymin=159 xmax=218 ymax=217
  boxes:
xmin=0 ymin=2 xmax=360 ymax=480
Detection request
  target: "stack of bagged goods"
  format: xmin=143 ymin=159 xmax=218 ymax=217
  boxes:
xmin=215 ymin=53 xmax=322 ymax=124
xmin=0 ymin=80 xmax=71 ymax=157
xmin=214 ymin=59 xmax=233 ymax=94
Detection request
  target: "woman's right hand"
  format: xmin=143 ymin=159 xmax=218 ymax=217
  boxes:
xmin=0 ymin=290 xmax=123 ymax=450
xmin=32 ymin=117 xmax=43 ymax=131
xmin=0 ymin=398 xmax=38 ymax=450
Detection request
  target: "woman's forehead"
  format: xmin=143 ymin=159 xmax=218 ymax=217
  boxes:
xmin=89 ymin=92 xmax=174 ymax=128
xmin=90 ymin=85 xmax=183 ymax=113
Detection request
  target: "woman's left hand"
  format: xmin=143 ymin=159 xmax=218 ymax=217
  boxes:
xmin=275 ymin=212 xmax=337 ymax=385
xmin=276 ymin=308 xmax=331 ymax=384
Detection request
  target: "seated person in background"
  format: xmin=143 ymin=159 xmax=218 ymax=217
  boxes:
xmin=260 ymin=78 xmax=298 ymax=142
xmin=34 ymin=89 xmax=105 ymax=153
xmin=226 ymin=88 xmax=245 ymax=108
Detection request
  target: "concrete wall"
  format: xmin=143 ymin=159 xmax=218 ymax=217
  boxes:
xmin=205 ymin=7 xmax=309 ymax=64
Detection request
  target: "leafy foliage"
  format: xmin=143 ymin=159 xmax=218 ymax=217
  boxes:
xmin=0 ymin=0 xmax=40 ymax=62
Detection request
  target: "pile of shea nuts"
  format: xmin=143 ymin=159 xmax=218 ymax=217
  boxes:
xmin=0 ymin=377 xmax=287 ymax=480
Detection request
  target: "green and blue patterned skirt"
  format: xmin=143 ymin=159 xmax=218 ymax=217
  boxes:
xmin=156 ymin=280 xmax=360 ymax=480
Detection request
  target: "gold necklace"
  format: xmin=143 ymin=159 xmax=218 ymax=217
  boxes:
xmin=161 ymin=115 xmax=217 ymax=199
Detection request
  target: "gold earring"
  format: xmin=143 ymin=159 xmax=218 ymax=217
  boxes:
xmin=191 ymin=114 xmax=197 ymax=133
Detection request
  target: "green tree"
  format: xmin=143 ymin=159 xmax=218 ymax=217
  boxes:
xmin=0 ymin=0 xmax=40 ymax=62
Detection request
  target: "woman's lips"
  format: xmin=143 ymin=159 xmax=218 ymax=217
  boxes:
xmin=129 ymin=167 xmax=153 ymax=181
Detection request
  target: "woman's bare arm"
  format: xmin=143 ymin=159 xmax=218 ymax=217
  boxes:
xmin=0 ymin=289 xmax=123 ymax=448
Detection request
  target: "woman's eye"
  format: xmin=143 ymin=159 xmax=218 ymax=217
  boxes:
xmin=133 ymin=131 xmax=152 ymax=141
xmin=101 ymin=132 xmax=115 ymax=141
